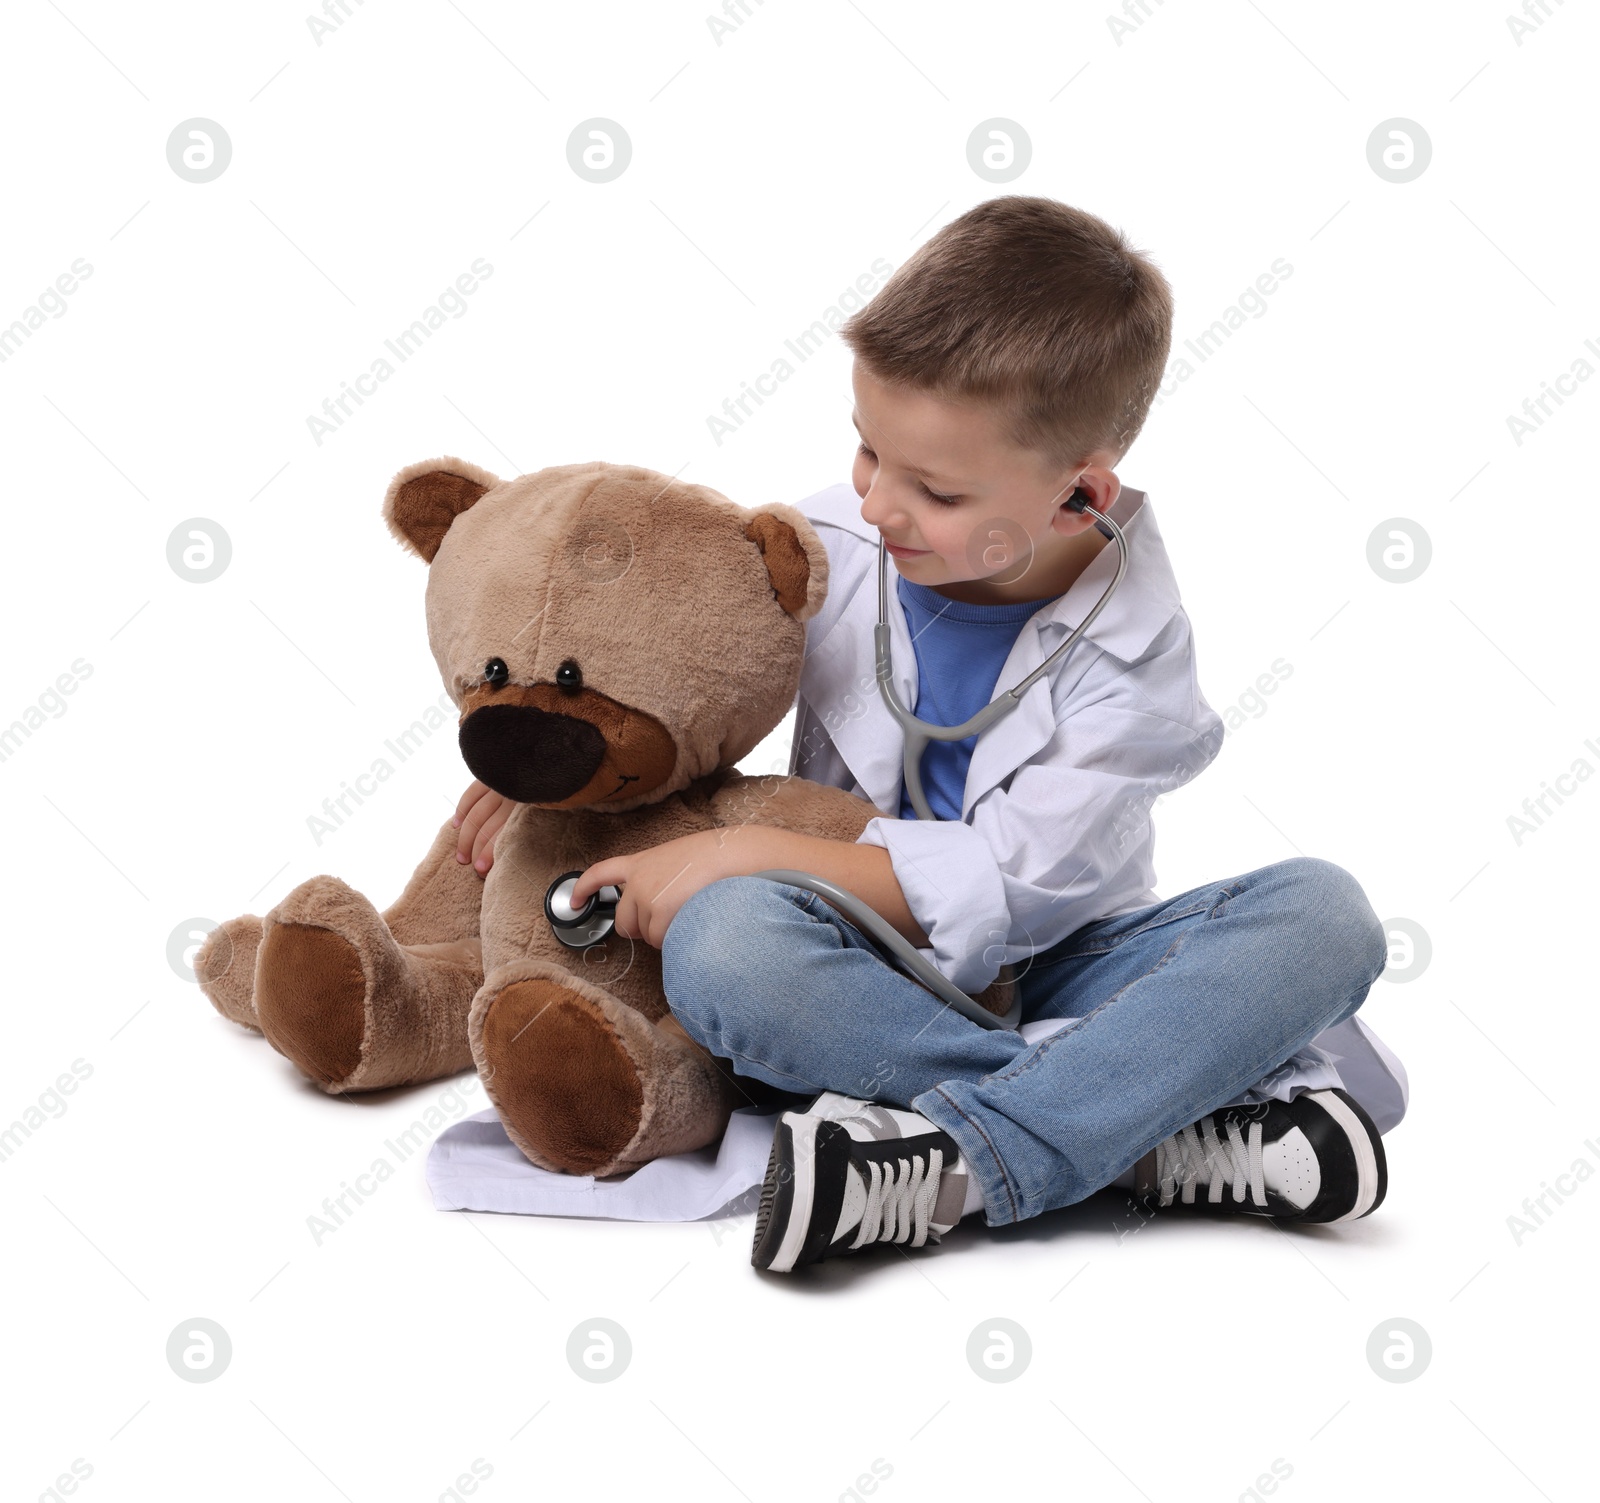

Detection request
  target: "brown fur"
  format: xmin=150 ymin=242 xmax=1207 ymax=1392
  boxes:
xmin=193 ymin=457 xmax=1013 ymax=1177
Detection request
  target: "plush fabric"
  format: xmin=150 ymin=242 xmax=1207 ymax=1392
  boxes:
xmin=194 ymin=457 xmax=1019 ymax=1177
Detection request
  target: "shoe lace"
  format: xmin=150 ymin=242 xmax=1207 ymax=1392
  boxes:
xmin=1153 ymin=1114 xmax=1266 ymax=1208
xmin=850 ymin=1149 xmax=945 ymax=1249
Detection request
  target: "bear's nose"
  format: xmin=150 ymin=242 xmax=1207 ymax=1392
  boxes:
xmin=459 ymin=703 xmax=608 ymax=803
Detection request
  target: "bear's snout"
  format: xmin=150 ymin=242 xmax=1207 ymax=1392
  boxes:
xmin=460 ymin=703 xmax=609 ymax=803
xmin=456 ymin=680 xmax=680 ymax=808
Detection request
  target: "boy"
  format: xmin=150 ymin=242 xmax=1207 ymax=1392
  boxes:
xmin=456 ymin=196 xmax=1394 ymax=1274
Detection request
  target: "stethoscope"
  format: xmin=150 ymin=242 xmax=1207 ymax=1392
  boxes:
xmin=542 ymin=488 xmax=1130 ymax=1032
xmin=877 ymin=487 xmax=1129 ymax=823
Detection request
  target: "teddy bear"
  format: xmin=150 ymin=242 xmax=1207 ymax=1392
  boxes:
xmin=194 ymin=457 xmax=1017 ymax=1178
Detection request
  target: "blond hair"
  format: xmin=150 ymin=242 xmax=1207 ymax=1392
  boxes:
xmin=841 ymin=196 xmax=1173 ymax=471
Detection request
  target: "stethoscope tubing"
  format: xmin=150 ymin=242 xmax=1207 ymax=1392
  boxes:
xmin=875 ymin=498 xmax=1129 ymax=823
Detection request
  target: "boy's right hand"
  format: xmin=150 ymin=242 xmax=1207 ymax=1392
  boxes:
xmin=453 ymin=778 xmax=513 ymax=876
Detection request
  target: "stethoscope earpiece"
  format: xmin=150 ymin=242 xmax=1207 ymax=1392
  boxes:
xmin=544 ymin=870 xmax=623 ymax=950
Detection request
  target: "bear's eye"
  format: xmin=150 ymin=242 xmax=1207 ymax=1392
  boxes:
xmin=484 ymin=658 xmax=510 ymax=688
xmin=555 ymin=659 xmax=582 ymax=693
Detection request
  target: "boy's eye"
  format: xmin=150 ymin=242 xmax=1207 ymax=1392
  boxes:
xmin=855 ymin=441 xmax=960 ymax=506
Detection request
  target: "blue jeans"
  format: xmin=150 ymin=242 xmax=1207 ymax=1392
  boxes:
xmin=660 ymin=857 xmax=1388 ymax=1226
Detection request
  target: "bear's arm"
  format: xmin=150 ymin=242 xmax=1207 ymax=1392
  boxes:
xmin=706 ymin=770 xmax=878 ymax=845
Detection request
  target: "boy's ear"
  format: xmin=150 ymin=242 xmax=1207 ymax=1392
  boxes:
xmin=382 ymin=457 xmax=502 ymax=563
xmin=743 ymin=504 xmax=829 ymax=622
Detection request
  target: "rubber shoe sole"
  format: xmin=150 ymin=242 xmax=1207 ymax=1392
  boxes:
xmin=752 ymin=1114 xmax=859 ymax=1272
xmin=751 ymin=1119 xmax=799 ymax=1271
xmin=1313 ymin=1086 xmax=1387 ymax=1222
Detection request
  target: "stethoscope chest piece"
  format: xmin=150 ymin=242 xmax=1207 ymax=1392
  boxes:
xmin=544 ymin=869 xmax=622 ymax=949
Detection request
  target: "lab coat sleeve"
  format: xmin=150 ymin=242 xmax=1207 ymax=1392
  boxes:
xmin=855 ymin=656 xmax=1226 ymax=996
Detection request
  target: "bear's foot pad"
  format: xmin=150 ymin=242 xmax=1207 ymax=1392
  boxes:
xmin=480 ymin=981 xmax=644 ymax=1176
xmin=255 ymin=922 xmax=367 ymax=1088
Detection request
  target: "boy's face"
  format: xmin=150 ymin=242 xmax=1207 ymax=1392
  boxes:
xmin=849 ymin=360 xmax=1121 ymax=605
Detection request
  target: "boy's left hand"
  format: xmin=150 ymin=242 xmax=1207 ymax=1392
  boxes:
xmin=568 ymin=829 xmax=748 ymax=950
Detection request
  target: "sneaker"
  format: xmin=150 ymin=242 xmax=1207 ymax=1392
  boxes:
xmin=1128 ymin=1087 xmax=1387 ymax=1223
xmin=751 ymin=1092 xmax=969 ymax=1272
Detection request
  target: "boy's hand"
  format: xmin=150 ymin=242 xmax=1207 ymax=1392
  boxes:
xmin=453 ymin=778 xmax=513 ymax=876
xmin=569 ymin=829 xmax=747 ymax=950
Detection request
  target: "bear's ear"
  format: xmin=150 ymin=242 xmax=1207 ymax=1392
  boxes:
xmin=743 ymin=505 xmax=829 ymax=623
xmin=382 ymin=457 xmax=502 ymax=563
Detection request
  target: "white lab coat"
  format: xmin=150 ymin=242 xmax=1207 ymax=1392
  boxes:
xmin=789 ymin=480 xmax=1410 ymax=1133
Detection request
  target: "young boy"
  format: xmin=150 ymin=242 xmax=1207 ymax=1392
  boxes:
xmin=456 ymin=196 xmax=1394 ymax=1274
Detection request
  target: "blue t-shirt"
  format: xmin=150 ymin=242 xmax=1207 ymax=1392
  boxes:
xmin=894 ymin=574 xmax=1062 ymax=821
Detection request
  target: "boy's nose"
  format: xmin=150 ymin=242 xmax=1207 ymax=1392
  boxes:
xmin=857 ymin=482 xmax=909 ymax=533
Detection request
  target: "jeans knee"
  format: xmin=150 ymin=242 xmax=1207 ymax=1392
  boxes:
xmin=661 ymin=875 xmax=803 ymax=1027
xmin=663 ymin=875 xmax=750 ymax=985
xmin=1277 ymin=856 xmax=1387 ymax=985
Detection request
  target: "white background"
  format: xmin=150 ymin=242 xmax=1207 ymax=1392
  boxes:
xmin=3 ymin=1 xmax=1595 ymax=1499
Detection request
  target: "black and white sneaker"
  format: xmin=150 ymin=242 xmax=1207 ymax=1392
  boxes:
xmin=751 ymin=1093 xmax=970 ymax=1272
xmin=1128 ymin=1087 xmax=1387 ymax=1223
